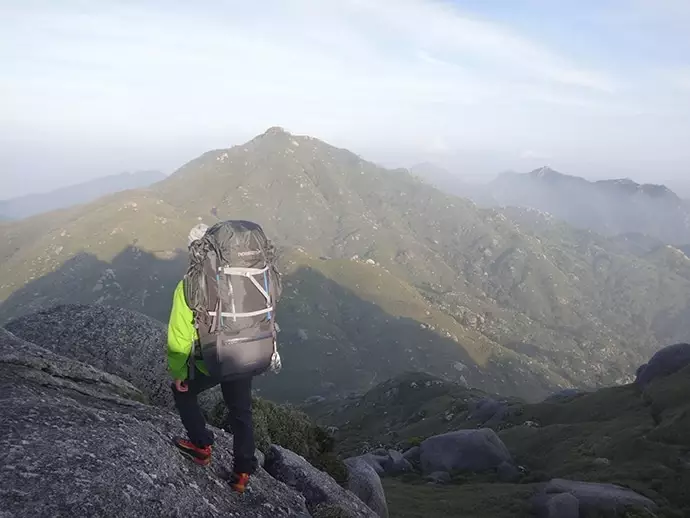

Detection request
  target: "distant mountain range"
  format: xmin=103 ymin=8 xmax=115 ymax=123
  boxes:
xmin=1 ymin=128 xmax=689 ymax=405
xmin=0 ymin=170 xmax=166 ymax=221
xmin=413 ymin=164 xmax=690 ymax=245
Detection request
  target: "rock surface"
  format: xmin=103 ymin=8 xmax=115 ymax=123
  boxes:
xmin=542 ymin=493 xmax=579 ymax=518
xmin=381 ymin=450 xmax=413 ymax=475
xmin=5 ymin=304 xmax=174 ymax=408
xmin=497 ymin=460 xmax=521 ymax=482
xmin=266 ymin=445 xmax=377 ymax=517
xmin=402 ymin=446 xmax=420 ymax=464
xmin=419 ymin=428 xmax=513 ymax=475
xmin=533 ymin=478 xmax=657 ymax=516
xmin=635 ymin=343 xmax=690 ymax=386
xmin=468 ymin=397 xmax=505 ymax=423
xmin=355 ymin=454 xmax=387 ymax=476
xmin=425 ymin=471 xmax=451 ymax=485
xmin=0 ymin=327 xmax=322 ymax=517
xmin=344 ymin=456 xmax=389 ymax=518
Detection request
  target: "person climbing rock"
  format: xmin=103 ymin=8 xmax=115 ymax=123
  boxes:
xmin=168 ymin=221 xmax=282 ymax=493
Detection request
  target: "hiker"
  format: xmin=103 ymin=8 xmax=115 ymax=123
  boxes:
xmin=168 ymin=221 xmax=282 ymax=493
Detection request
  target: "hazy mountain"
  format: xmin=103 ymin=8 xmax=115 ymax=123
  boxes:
xmin=1 ymin=127 xmax=689 ymax=404
xmin=477 ymin=167 xmax=690 ymax=245
xmin=409 ymin=162 xmax=493 ymax=204
xmin=0 ymin=170 xmax=166 ymax=220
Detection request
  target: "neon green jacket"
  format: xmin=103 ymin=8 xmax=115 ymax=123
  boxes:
xmin=167 ymin=279 xmax=209 ymax=380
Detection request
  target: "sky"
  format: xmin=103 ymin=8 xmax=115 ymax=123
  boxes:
xmin=1 ymin=0 xmax=689 ymax=198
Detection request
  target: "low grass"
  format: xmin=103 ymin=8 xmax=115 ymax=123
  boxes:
xmin=209 ymin=395 xmax=347 ymax=483
xmin=383 ymin=478 xmax=536 ymax=518
xmin=315 ymin=366 xmax=690 ymax=517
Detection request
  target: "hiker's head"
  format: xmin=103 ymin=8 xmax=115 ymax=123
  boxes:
xmin=188 ymin=223 xmax=209 ymax=247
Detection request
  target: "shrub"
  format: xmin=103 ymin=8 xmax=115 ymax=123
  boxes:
xmin=209 ymin=396 xmax=347 ymax=483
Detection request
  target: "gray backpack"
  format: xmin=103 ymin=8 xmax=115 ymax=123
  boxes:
xmin=183 ymin=220 xmax=282 ymax=381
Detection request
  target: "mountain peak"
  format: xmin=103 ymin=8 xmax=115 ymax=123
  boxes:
xmin=531 ymin=166 xmax=558 ymax=178
xmin=262 ymin=126 xmax=292 ymax=137
xmin=526 ymin=167 xmax=585 ymax=185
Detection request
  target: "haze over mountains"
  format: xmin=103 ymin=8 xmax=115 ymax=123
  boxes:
xmin=1 ymin=128 xmax=689 ymax=405
xmin=0 ymin=170 xmax=166 ymax=221
xmin=413 ymin=164 xmax=690 ymax=246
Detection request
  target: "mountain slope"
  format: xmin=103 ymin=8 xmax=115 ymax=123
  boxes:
xmin=0 ymin=170 xmax=166 ymax=220
xmin=1 ymin=128 xmax=689 ymax=403
xmin=477 ymin=167 xmax=690 ymax=245
xmin=310 ymin=360 xmax=690 ymax=516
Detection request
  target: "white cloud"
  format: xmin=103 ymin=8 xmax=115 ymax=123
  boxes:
xmin=0 ymin=0 xmax=688 ymax=197
xmin=520 ymin=150 xmax=552 ymax=161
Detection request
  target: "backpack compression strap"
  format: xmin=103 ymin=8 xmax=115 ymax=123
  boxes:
xmin=208 ymin=266 xmax=274 ymax=330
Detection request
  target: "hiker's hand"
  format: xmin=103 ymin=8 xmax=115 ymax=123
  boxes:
xmin=175 ymin=379 xmax=188 ymax=392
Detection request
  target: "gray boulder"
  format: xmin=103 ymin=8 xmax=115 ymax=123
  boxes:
xmin=0 ymin=327 xmax=313 ymax=517
xmin=542 ymin=493 xmax=579 ymax=518
xmin=382 ymin=450 xmax=412 ymax=475
xmin=468 ymin=397 xmax=505 ymax=423
xmin=402 ymin=446 xmax=420 ymax=464
xmin=5 ymin=304 xmax=173 ymax=408
xmin=635 ymin=343 xmax=690 ymax=386
xmin=420 ymin=428 xmax=513 ymax=474
xmin=344 ymin=457 xmax=389 ymax=518
xmin=266 ymin=445 xmax=377 ymax=517
xmin=356 ymin=454 xmax=387 ymax=475
xmin=533 ymin=478 xmax=657 ymax=516
xmin=497 ymin=460 xmax=520 ymax=482
xmin=425 ymin=471 xmax=451 ymax=485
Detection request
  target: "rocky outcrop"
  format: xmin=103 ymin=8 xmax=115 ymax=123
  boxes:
xmin=635 ymin=343 xmax=690 ymax=387
xmin=0 ymin=327 xmax=371 ymax=517
xmin=402 ymin=446 xmax=420 ymax=465
xmin=382 ymin=450 xmax=412 ymax=475
xmin=5 ymin=304 xmax=174 ymax=408
xmin=354 ymin=453 xmax=387 ymax=476
xmin=424 ymin=471 xmax=451 ymax=484
xmin=468 ymin=397 xmax=507 ymax=424
xmin=532 ymin=478 xmax=657 ymax=517
xmin=539 ymin=493 xmax=579 ymax=518
xmin=344 ymin=457 xmax=389 ymax=518
xmin=265 ymin=445 xmax=377 ymax=517
xmin=419 ymin=428 xmax=514 ymax=475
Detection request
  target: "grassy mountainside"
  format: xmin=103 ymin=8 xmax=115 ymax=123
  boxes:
xmin=310 ymin=366 xmax=690 ymax=517
xmin=1 ymin=127 xmax=689 ymax=403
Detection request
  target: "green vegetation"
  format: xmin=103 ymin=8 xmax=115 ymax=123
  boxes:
xmin=383 ymin=479 xmax=536 ymax=518
xmin=1 ymin=127 xmax=690 ymax=405
xmin=315 ymin=365 xmax=690 ymax=517
xmin=208 ymin=395 xmax=347 ymax=483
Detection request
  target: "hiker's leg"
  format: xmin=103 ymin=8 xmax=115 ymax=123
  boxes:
xmin=220 ymin=376 xmax=256 ymax=474
xmin=171 ymin=372 xmax=219 ymax=447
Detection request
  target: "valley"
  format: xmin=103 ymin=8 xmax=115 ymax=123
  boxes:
xmin=1 ymin=128 xmax=689 ymax=405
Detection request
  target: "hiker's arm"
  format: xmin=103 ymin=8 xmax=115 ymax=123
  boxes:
xmin=167 ymin=281 xmax=196 ymax=381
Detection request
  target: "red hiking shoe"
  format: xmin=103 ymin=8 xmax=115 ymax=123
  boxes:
xmin=174 ymin=437 xmax=212 ymax=466
xmin=229 ymin=472 xmax=250 ymax=493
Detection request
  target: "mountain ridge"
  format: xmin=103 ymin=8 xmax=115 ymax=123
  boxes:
xmin=484 ymin=167 xmax=690 ymax=244
xmin=0 ymin=169 xmax=166 ymax=220
xmin=1 ymin=128 xmax=689 ymax=404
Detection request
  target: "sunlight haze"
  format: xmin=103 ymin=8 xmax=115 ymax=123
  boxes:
xmin=1 ymin=0 xmax=689 ymax=198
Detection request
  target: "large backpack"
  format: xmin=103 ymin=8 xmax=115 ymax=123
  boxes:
xmin=183 ymin=220 xmax=282 ymax=381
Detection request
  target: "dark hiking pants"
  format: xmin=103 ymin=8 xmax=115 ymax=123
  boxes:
xmin=171 ymin=372 xmax=256 ymax=474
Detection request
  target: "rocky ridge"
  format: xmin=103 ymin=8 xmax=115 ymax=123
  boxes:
xmin=0 ymin=309 xmax=380 ymax=517
xmin=4 ymin=304 xmax=689 ymax=517
xmin=3 ymin=128 xmax=690 ymax=406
